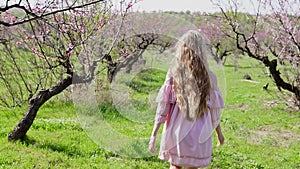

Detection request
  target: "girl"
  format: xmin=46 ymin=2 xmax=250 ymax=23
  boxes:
xmin=149 ymin=30 xmax=225 ymax=169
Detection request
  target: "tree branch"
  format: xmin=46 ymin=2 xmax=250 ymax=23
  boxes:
xmin=0 ymin=0 xmax=105 ymax=27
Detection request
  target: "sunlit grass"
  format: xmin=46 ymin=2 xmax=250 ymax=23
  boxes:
xmin=0 ymin=56 xmax=299 ymax=168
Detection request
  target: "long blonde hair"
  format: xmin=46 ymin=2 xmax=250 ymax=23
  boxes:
xmin=170 ymin=30 xmax=212 ymax=121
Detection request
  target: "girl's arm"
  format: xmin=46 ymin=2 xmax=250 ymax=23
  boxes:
xmin=215 ymin=124 xmax=224 ymax=146
xmin=149 ymin=74 xmax=174 ymax=153
xmin=149 ymin=122 xmax=161 ymax=153
xmin=151 ymin=122 xmax=161 ymax=137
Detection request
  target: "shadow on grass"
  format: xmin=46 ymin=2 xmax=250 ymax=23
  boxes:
xmin=224 ymin=64 xmax=253 ymax=69
xmin=21 ymin=136 xmax=85 ymax=157
xmin=38 ymin=142 xmax=86 ymax=157
xmin=20 ymin=135 xmax=165 ymax=163
xmin=21 ymin=135 xmax=37 ymax=146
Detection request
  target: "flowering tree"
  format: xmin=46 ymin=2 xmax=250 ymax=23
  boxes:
xmin=0 ymin=0 xmax=138 ymax=141
xmin=105 ymin=32 xmax=175 ymax=82
xmin=1 ymin=0 xmax=183 ymax=141
xmin=213 ymin=0 xmax=300 ymax=108
xmin=197 ymin=14 xmax=235 ymax=64
xmin=96 ymin=12 xmax=196 ymax=82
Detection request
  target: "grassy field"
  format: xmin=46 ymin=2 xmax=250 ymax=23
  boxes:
xmin=1 ymin=56 xmax=300 ymax=169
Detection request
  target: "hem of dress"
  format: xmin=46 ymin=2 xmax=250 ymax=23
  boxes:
xmin=158 ymin=152 xmax=211 ymax=168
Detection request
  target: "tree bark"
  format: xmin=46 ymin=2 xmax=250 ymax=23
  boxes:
xmin=107 ymin=50 xmax=145 ymax=83
xmin=263 ymin=58 xmax=300 ymax=107
xmin=8 ymin=75 xmax=73 ymax=141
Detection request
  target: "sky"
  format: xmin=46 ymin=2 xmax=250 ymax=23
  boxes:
xmin=133 ymin=0 xmax=218 ymax=13
xmin=1 ymin=0 xmax=263 ymax=14
xmin=3 ymin=0 xmax=293 ymax=15
xmin=131 ymin=0 xmax=262 ymax=14
xmin=133 ymin=0 xmax=300 ymax=15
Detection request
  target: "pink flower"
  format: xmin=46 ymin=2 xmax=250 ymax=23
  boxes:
xmin=67 ymin=44 xmax=74 ymax=57
xmin=78 ymin=26 xmax=84 ymax=33
xmin=127 ymin=3 xmax=132 ymax=10
xmin=68 ymin=44 xmax=74 ymax=50
xmin=31 ymin=47 xmax=37 ymax=51
xmin=31 ymin=47 xmax=41 ymax=58
xmin=33 ymin=6 xmax=42 ymax=13
xmin=59 ymin=28 xmax=65 ymax=33
xmin=67 ymin=51 xmax=72 ymax=57
xmin=97 ymin=18 xmax=105 ymax=30
xmin=39 ymin=31 xmax=44 ymax=36
xmin=2 ymin=12 xmax=10 ymax=22
xmin=10 ymin=15 xmax=16 ymax=23
xmin=16 ymin=40 xmax=24 ymax=45
xmin=51 ymin=3 xmax=58 ymax=9
xmin=125 ymin=50 xmax=129 ymax=57
xmin=25 ymin=4 xmax=29 ymax=9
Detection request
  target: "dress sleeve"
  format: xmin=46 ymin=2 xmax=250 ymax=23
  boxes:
xmin=208 ymin=89 xmax=225 ymax=129
xmin=154 ymin=73 xmax=175 ymax=124
xmin=199 ymin=88 xmax=225 ymax=143
xmin=208 ymin=71 xmax=225 ymax=128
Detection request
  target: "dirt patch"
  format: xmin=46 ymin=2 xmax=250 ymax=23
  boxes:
xmin=263 ymin=97 xmax=299 ymax=113
xmin=248 ymin=126 xmax=300 ymax=148
xmin=263 ymin=101 xmax=278 ymax=108
xmin=240 ymin=79 xmax=260 ymax=83
xmin=227 ymin=102 xmax=249 ymax=113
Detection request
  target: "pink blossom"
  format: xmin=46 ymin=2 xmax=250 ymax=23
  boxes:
xmin=59 ymin=28 xmax=65 ymax=33
xmin=31 ymin=47 xmax=37 ymax=51
xmin=127 ymin=3 xmax=132 ymax=10
xmin=31 ymin=47 xmax=41 ymax=58
xmin=25 ymin=4 xmax=29 ymax=9
xmin=67 ymin=51 xmax=72 ymax=57
xmin=78 ymin=26 xmax=84 ymax=33
xmin=51 ymin=4 xmax=58 ymax=9
xmin=68 ymin=44 xmax=74 ymax=50
xmin=10 ymin=15 xmax=16 ymax=23
xmin=39 ymin=31 xmax=44 ymax=36
xmin=2 ymin=12 xmax=10 ymax=22
xmin=53 ymin=15 xmax=63 ymax=24
xmin=97 ymin=18 xmax=105 ymax=30
xmin=125 ymin=50 xmax=129 ymax=57
xmin=16 ymin=40 xmax=23 ymax=45
xmin=100 ymin=18 xmax=105 ymax=25
xmin=33 ymin=6 xmax=42 ymax=13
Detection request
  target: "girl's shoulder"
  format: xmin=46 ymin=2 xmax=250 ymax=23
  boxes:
xmin=209 ymin=70 xmax=216 ymax=77
xmin=209 ymin=71 xmax=219 ymax=89
xmin=209 ymin=71 xmax=217 ymax=81
xmin=166 ymin=71 xmax=174 ymax=85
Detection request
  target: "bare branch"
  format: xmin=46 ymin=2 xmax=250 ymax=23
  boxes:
xmin=0 ymin=0 xmax=105 ymax=27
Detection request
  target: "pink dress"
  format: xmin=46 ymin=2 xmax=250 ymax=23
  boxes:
xmin=155 ymin=72 xmax=224 ymax=168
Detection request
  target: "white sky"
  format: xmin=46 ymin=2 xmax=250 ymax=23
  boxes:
xmin=132 ymin=0 xmax=262 ymax=13
xmin=133 ymin=0 xmax=217 ymax=12
xmin=1 ymin=0 xmax=262 ymax=13
xmin=0 ymin=0 xmax=283 ymax=14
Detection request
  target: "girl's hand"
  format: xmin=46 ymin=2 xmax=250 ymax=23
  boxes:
xmin=217 ymin=132 xmax=225 ymax=146
xmin=148 ymin=136 xmax=157 ymax=153
xmin=215 ymin=125 xmax=224 ymax=146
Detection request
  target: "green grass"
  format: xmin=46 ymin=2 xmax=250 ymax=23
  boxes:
xmin=1 ymin=56 xmax=300 ymax=168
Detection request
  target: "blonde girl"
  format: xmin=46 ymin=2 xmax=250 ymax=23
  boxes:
xmin=149 ymin=30 xmax=225 ymax=169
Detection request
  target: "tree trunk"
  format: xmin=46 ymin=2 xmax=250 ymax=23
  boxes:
xmin=107 ymin=50 xmax=145 ymax=83
xmin=264 ymin=58 xmax=300 ymax=108
xmin=8 ymin=75 xmax=73 ymax=141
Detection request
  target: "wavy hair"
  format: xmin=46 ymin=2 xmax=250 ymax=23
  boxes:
xmin=170 ymin=30 xmax=212 ymax=121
